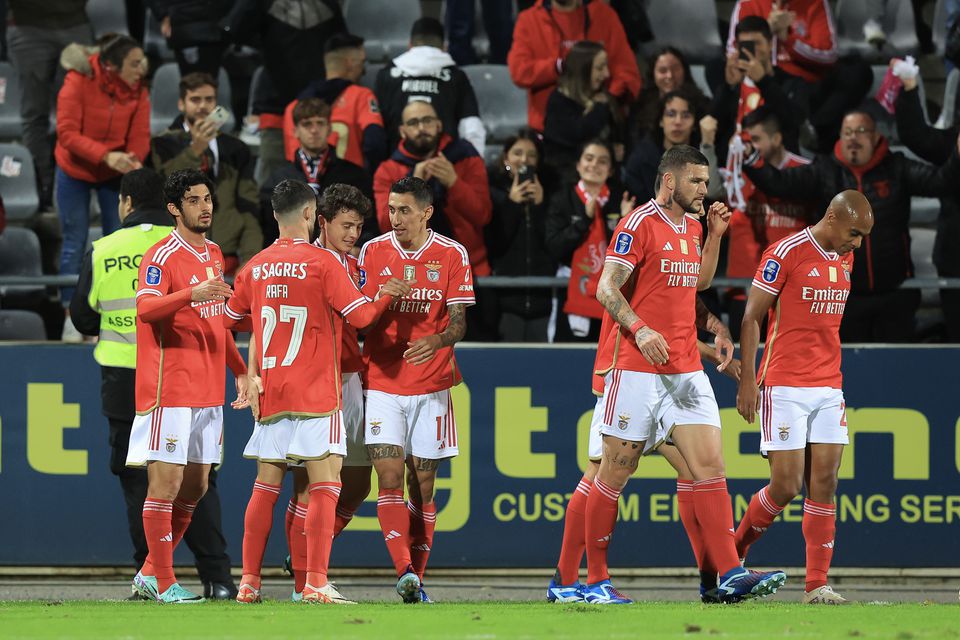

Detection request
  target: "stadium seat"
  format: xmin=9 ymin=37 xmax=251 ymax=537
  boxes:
xmin=361 ymin=62 xmax=385 ymax=91
xmin=835 ymin=0 xmax=919 ymax=61
xmin=689 ymin=64 xmax=713 ymax=98
xmin=462 ymin=64 xmax=527 ymax=143
xmin=640 ymin=0 xmax=723 ymax=64
xmin=938 ymin=68 xmax=959 ymax=128
xmin=910 ymin=227 xmax=940 ymax=312
xmin=143 ymin=10 xmax=176 ymax=64
xmin=0 ymin=61 xmax=23 ymax=139
xmin=0 ymin=227 xmax=44 ymax=302
xmin=932 ymin=0 xmax=948 ymax=58
xmin=0 ymin=310 xmax=46 ymax=341
xmin=0 ymin=142 xmax=39 ymax=220
xmin=151 ymin=63 xmax=234 ymax=135
xmin=344 ymin=0 xmax=422 ymax=62
xmin=86 ymin=0 xmax=129 ymax=38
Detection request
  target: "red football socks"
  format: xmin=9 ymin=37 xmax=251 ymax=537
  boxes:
xmin=170 ymin=498 xmax=197 ymax=548
xmin=241 ymin=481 xmax=281 ymax=579
xmin=802 ymin=499 xmax=836 ymax=592
xmin=377 ymin=489 xmax=412 ymax=575
xmin=408 ymin=500 xmax=437 ymax=580
xmin=692 ymin=476 xmax=741 ymax=574
xmin=305 ymin=482 xmax=341 ymax=588
xmin=290 ymin=502 xmax=308 ymax=593
xmin=334 ymin=504 xmax=355 ymax=538
xmin=584 ymin=478 xmax=621 ymax=584
xmin=735 ymin=485 xmax=785 ymax=559
xmin=556 ymin=476 xmax=592 ymax=585
xmin=142 ymin=498 xmax=175 ymax=593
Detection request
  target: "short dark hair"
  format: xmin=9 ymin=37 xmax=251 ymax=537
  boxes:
xmin=390 ymin=176 xmax=433 ymax=207
xmin=579 ymin=138 xmax=614 ymax=161
xmin=292 ymin=97 xmax=332 ymax=125
xmin=324 ymin=32 xmax=365 ymax=56
xmin=272 ymin=180 xmax=317 ymax=218
xmin=120 ymin=168 xmax=165 ymax=212
xmin=742 ymin=105 xmax=781 ymax=134
xmin=656 ymin=145 xmax=709 ymax=184
xmin=319 ymin=183 xmax=372 ymax=221
xmin=735 ymin=15 xmax=773 ymax=41
xmin=843 ymin=107 xmax=877 ymax=125
xmin=164 ymin=169 xmax=215 ymax=211
xmin=411 ymin=17 xmax=445 ymax=47
xmin=179 ymin=71 xmax=218 ymax=100
xmin=99 ymin=34 xmax=141 ymax=70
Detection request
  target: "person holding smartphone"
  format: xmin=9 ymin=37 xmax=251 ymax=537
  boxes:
xmin=486 ymin=129 xmax=556 ymax=342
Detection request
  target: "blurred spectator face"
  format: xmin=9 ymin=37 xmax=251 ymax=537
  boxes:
xmin=661 ymin=97 xmax=695 ymax=147
xmin=839 ymin=113 xmax=879 ymax=167
xmin=179 ymin=84 xmax=217 ymax=125
xmin=591 ymin=50 xmax=610 ymax=93
xmin=735 ymin=31 xmax=771 ymax=66
xmin=504 ymin=138 xmax=540 ymax=172
xmin=345 ymin=46 xmax=367 ymax=83
xmin=653 ymin=53 xmax=685 ymax=94
xmin=295 ymin=115 xmax=331 ymax=155
xmin=576 ymin=143 xmax=612 ymax=186
xmin=400 ymin=102 xmax=442 ymax=156
xmin=117 ymin=47 xmax=147 ymax=87
xmin=746 ymin=121 xmax=783 ymax=162
xmin=172 ymin=183 xmax=214 ymax=233
xmin=321 ymin=208 xmax=364 ymax=254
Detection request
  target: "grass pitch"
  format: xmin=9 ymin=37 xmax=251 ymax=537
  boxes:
xmin=0 ymin=601 xmax=957 ymax=640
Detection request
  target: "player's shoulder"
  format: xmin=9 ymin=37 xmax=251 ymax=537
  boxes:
xmin=619 ymin=200 xmax=659 ymax=232
xmin=358 ymin=232 xmax=393 ymax=262
xmin=430 ymin=232 xmax=470 ymax=267
xmin=145 ymin=232 xmax=183 ymax=265
xmin=766 ymin=228 xmax=811 ymax=263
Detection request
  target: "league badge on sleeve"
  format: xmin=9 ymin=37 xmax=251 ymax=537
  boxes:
xmin=358 ymin=268 xmax=366 ymax=287
xmin=762 ymin=259 xmax=781 ymax=283
xmin=145 ymin=265 xmax=162 ymax=286
xmin=613 ymin=232 xmax=633 ymax=255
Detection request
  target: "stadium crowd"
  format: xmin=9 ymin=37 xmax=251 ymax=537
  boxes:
xmin=1 ymin=0 xmax=959 ymax=344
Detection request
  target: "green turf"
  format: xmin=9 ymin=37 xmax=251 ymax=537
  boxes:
xmin=0 ymin=601 xmax=957 ymax=640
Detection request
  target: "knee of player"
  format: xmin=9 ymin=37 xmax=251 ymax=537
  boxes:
xmin=769 ymin=473 xmax=804 ymax=502
xmin=807 ymin=469 xmax=839 ymax=500
xmin=376 ymin=469 xmax=405 ymax=490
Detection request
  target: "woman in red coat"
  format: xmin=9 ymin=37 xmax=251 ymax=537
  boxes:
xmin=55 ymin=34 xmax=149 ymax=313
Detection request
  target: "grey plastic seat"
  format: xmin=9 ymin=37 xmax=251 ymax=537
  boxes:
xmin=151 ymin=63 xmax=234 ymax=135
xmin=835 ymin=0 xmax=919 ymax=61
xmin=87 ymin=0 xmax=129 ymax=37
xmin=344 ymin=0 xmax=422 ymax=62
xmin=0 ymin=143 xmax=38 ymax=220
xmin=689 ymin=64 xmax=713 ymax=98
xmin=0 ymin=227 xmax=44 ymax=301
xmin=0 ymin=62 xmax=22 ymax=138
xmin=462 ymin=64 xmax=527 ymax=142
xmin=641 ymin=0 xmax=722 ymax=64
xmin=0 ymin=310 xmax=46 ymax=340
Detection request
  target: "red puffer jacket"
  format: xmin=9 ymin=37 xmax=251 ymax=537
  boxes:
xmin=54 ymin=54 xmax=150 ymax=183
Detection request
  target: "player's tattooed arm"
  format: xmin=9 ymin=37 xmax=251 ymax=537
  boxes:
xmin=403 ymin=304 xmax=466 ymax=365
xmin=439 ymin=303 xmax=467 ymax=347
xmin=596 ymin=262 xmax=640 ymax=331
xmin=367 ymin=444 xmax=404 ymax=460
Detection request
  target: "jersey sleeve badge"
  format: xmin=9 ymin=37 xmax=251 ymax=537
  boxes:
xmin=145 ymin=265 xmax=162 ymax=286
xmin=613 ymin=232 xmax=633 ymax=255
xmin=761 ymin=258 xmax=781 ymax=283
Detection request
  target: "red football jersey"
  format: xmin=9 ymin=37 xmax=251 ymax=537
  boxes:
xmin=752 ymin=227 xmax=852 ymax=389
xmin=135 ymin=231 xmax=230 ymax=413
xmin=283 ymin=84 xmax=384 ymax=167
xmin=225 ymin=238 xmax=372 ymax=421
xmin=358 ymin=230 xmax=475 ymax=395
xmin=728 ymin=152 xmax=814 ymax=278
xmin=341 ymin=254 xmax=364 ymax=374
xmin=596 ymin=200 xmax=703 ymax=376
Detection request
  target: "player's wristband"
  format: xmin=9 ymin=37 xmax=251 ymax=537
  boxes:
xmin=629 ymin=319 xmax=646 ymax=336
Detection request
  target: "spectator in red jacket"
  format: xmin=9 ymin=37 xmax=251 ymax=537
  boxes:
xmin=507 ymin=0 xmax=641 ymax=132
xmin=54 ymin=35 xmax=149 ymax=335
xmin=725 ymin=0 xmax=872 ymax=153
xmin=374 ymin=100 xmax=492 ymax=277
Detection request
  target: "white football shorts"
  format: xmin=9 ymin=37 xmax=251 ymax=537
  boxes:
xmin=759 ymin=385 xmax=848 ymax=454
xmin=127 ymin=406 xmax=223 ymax=467
xmin=364 ymin=388 xmax=458 ymax=460
xmin=341 ymin=372 xmax=370 ymax=467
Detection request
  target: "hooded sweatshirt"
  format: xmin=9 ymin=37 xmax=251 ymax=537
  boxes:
xmin=375 ymin=46 xmax=486 ymax=156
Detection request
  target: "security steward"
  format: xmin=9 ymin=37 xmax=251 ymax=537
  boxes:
xmin=70 ymin=168 xmax=239 ymax=600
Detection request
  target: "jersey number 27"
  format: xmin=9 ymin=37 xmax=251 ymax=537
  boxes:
xmin=260 ymin=305 xmax=307 ymax=369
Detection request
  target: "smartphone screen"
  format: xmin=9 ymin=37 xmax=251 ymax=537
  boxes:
xmin=738 ymin=40 xmax=756 ymax=61
xmin=206 ymin=106 xmax=230 ymax=128
xmin=517 ymin=164 xmax=534 ymax=184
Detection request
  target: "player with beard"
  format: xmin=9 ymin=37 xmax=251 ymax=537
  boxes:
xmin=127 ymin=169 xmax=250 ymax=603
xmin=373 ymin=100 xmax=492 ymax=278
xmin=582 ymin=145 xmax=786 ymax=604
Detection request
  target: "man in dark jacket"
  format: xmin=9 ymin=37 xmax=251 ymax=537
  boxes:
xmin=69 ymin=169 xmax=238 ymax=600
xmin=146 ymin=0 xmax=232 ymax=76
xmin=744 ymin=109 xmax=960 ymax=342
xmin=149 ymin=72 xmax=263 ymax=273
xmin=260 ymin=97 xmax=373 ymax=244
xmin=375 ymin=17 xmax=485 ymax=156
xmin=896 ymin=71 xmax=960 ymax=341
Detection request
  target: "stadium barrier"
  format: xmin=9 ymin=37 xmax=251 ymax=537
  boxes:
xmin=0 ymin=343 xmax=957 ymax=567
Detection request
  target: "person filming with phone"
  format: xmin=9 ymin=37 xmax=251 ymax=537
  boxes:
xmin=150 ymin=72 xmax=263 ymax=274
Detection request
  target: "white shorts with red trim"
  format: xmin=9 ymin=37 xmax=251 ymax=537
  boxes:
xmin=759 ymin=385 xmax=848 ymax=454
xmin=364 ymin=389 xmax=458 ymax=460
xmin=127 ymin=406 xmax=223 ymax=467
xmin=597 ymin=370 xmax=721 ymax=444
xmin=341 ymin=373 xmax=370 ymax=467
xmin=587 ymin=395 xmax=661 ymax=459
xmin=243 ymin=420 xmax=293 ymax=463
xmin=285 ymin=412 xmax=347 ymax=462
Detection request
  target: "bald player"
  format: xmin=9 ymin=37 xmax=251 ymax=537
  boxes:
xmin=735 ymin=190 xmax=874 ymax=605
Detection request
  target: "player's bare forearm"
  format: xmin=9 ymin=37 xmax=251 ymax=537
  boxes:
xmin=695 ymin=296 xmax=732 ymax=341
xmin=697 ymin=233 xmax=722 ymax=291
xmin=596 ymin=262 xmax=639 ymax=331
xmin=697 ymin=339 xmax=720 ymax=365
xmin=439 ymin=304 xmax=467 ymax=347
xmin=247 ymin=332 xmax=259 ymax=377
xmin=226 ymin=331 xmax=246 ymax=376
xmin=740 ymin=287 xmax=778 ymax=384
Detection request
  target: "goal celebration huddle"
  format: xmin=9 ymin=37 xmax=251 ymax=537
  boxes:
xmin=128 ymin=143 xmax=873 ymax=605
